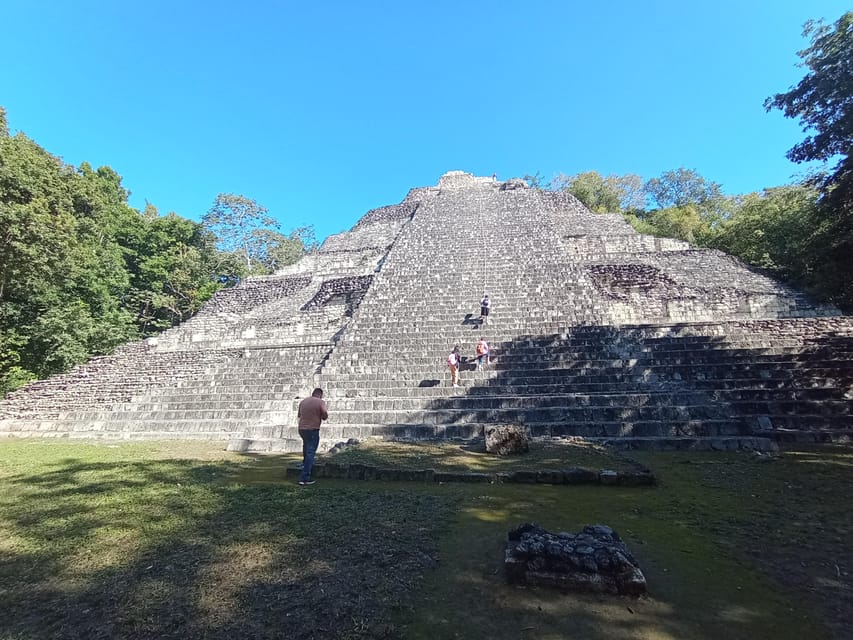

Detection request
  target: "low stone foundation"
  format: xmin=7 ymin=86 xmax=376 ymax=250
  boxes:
xmin=285 ymin=462 xmax=655 ymax=486
xmin=505 ymin=523 xmax=646 ymax=596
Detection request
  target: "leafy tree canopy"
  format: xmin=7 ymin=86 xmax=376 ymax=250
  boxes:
xmin=765 ymin=12 xmax=853 ymax=210
xmin=0 ymin=108 xmax=236 ymax=393
xmin=526 ymin=171 xmax=646 ymax=213
xmin=202 ymin=193 xmax=314 ymax=277
xmin=644 ymin=168 xmax=724 ymax=210
xmin=202 ymin=194 xmax=279 ymax=273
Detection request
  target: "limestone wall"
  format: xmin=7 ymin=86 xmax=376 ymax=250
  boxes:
xmin=351 ymin=202 xmax=418 ymax=231
xmin=438 ymin=170 xmax=498 ymax=190
xmin=321 ymin=220 xmax=408 ymax=251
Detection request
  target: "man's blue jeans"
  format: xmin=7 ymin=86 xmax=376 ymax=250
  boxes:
xmin=298 ymin=429 xmax=320 ymax=482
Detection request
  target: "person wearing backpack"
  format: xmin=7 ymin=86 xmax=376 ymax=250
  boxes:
xmin=479 ymin=294 xmax=491 ymax=325
xmin=447 ymin=345 xmax=461 ymax=387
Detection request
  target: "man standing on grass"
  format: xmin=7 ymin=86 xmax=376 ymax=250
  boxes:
xmin=297 ymin=387 xmax=328 ymax=486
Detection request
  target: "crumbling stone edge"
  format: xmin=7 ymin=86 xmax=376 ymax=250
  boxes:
xmin=285 ymin=462 xmax=656 ymax=486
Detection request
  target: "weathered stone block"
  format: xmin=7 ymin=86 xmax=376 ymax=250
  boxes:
xmin=434 ymin=471 xmax=471 ymax=483
xmin=563 ymin=467 xmax=599 ymax=484
xmin=508 ymin=470 xmax=538 ymax=484
xmin=599 ymin=469 xmax=619 ymax=485
xmin=505 ymin=523 xmax=646 ymax=596
xmin=617 ymin=470 xmax=656 ymax=486
xmin=536 ymin=470 xmax=565 ymax=485
xmin=485 ymin=424 xmax=530 ymax=455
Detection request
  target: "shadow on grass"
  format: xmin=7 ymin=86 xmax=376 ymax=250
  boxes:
xmin=0 ymin=453 xmax=451 ymax=639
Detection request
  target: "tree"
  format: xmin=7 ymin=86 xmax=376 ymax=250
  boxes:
xmin=708 ymin=185 xmax=820 ymax=277
xmin=765 ymin=12 xmax=853 ymax=209
xmin=764 ymin=12 xmax=853 ymax=310
xmin=644 ymin=168 xmax=723 ymax=210
xmin=539 ymin=171 xmax=646 ymax=213
xmin=0 ymin=131 xmax=78 ymax=305
xmin=645 ymin=205 xmax=707 ymax=244
xmin=202 ymin=194 xmax=279 ymax=272
xmin=0 ymin=107 xmax=244 ymax=394
xmin=555 ymin=172 xmax=622 ymax=213
xmin=522 ymin=172 xmax=547 ymax=189
xmin=245 ymin=227 xmax=314 ymax=272
xmin=0 ymin=127 xmax=140 ymax=386
xmin=613 ymin=174 xmax=647 ymax=212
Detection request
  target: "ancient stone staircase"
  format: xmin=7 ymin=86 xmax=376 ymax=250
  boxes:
xmin=1 ymin=171 xmax=851 ymax=450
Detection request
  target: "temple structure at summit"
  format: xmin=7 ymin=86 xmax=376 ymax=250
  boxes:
xmin=1 ymin=171 xmax=851 ymax=451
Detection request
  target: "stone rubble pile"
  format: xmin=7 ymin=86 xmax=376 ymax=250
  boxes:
xmin=505 ymin=522 xmax=647 ymax=596
xmin=485 ymin=424 xmax=530 ymax=455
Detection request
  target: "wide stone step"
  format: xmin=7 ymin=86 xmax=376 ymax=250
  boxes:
xmin=321 ymin=383 xmax=851 ymax=400
xmin=708 ymin=387 xmax=849 ymax=401
xmin=0 ymin=417 xmax=251 ymax=435
xmin=330 ymin=340 xmax=853 ymax=355
xmin=321 ymin=357 xmax=853 ymax=376
xmin=755 ymin=428 xmax=853 ymax=444
xmin=0 ymin=429 xmax=242 ymax=441
xmin=326 ymin=404 xmax=734 ymax=424
xmin=324 ymin=392 xmax=721 ymax=411
xmin=171 ymin=382 xmax=301 ymax=394
xmin=726 ymin=399 xmax=852 ymax=416
xmin=317 ymin=365 xmax=853 ymax=385
xmin=124 ymin=399 xmax=291 ymax=412
xmin=264 ymin=418 xmax=748 ymax=441
xmin=742 ymin=414 xmax=853 ymax=430
xmin=228 ymin=432 xmax=777 ymax=454
xmin=67 ymin=408 xmax=286 ymax=421
xmin=133 ymin=391 xmax=301 ymax=404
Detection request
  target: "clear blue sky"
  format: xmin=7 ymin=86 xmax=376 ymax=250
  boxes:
xmin=1 ymin=1 xmax=846 ymax=242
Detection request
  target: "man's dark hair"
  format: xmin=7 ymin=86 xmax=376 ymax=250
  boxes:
xmin=311 ymin=388 xmax=324 ymax=397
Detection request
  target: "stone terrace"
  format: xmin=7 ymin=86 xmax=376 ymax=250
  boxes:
xmin=1 ymin=171 xmax=851 ymax=450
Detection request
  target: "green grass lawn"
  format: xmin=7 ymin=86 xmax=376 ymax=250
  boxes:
xmin=0 ymin=439 xmax=850 ymax=639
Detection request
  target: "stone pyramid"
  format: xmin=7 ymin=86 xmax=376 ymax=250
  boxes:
xmin=2 ymin=171 xmax=851 ymax=451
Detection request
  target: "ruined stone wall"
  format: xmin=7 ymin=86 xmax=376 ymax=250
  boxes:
xmin=205 ymin=276 xmax=311 ymax=314
xmin=273 ymin=250 xmax=384 ymax=277
xmin=403 ymin=186 xmax=440 ymax=202
xmin=351 ymin=202 xmax=418 ymax=231
xmin=321 ymin=220 xmax=408 ymax=251
xmin=438 ymin=170 xmax=497 ymax=190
